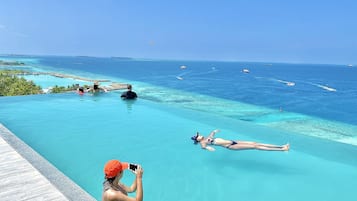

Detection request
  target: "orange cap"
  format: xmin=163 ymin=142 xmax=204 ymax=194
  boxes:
xmin=104 ymin=160 xmax=129 ymax=178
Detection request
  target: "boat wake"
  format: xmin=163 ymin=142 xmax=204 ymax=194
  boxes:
xmin=271 ymin=78 xmax=295 ymax=86
xmin=175 ymin=68 xmax=218 ymax=80
xmin=315 ymin=84 xmax=337 ymax=92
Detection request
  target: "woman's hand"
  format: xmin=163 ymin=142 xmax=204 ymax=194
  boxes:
xmin=205 ymin=146 xmax=216 ymax=151
xmin=136 ymin=166 xmax=144 ymax=179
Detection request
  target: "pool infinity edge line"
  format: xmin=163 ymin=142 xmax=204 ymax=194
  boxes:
xmin=0 ymin=123 xmax=96 ymax=201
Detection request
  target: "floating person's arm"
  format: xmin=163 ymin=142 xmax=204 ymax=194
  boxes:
xmin=200 ymin=141 xmax=216 ymax=151
xmin=204 ymin=146 xmax=216 ymax=151
xmin=207 ymin=129 xmax=220 ymax=139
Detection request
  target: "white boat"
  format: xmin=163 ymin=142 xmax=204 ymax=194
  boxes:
xmin=286 ymin=82 xmax=295 ymax=86
xmin=180 ymin=65 xmax=187 ymax=69
xmin=242 ymin=69 xmax=250 ymax=73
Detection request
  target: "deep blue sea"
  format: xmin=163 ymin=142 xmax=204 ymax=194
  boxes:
xmin=37 ymin=56 xmax=357 ymax=124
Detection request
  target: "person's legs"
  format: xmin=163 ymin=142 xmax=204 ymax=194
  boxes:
xmin=237 ymin=140 xmax=287 ymax=148
xmin=225 ymin=143 xmax=257 ymax=150
xmin=255 ymin=144 xmax=289 ymax=151
xmin=227 ymin=143 xmax=289 ymax=151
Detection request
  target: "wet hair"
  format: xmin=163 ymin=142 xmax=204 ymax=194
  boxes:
xmin=106 ymin=176 xmax=116 ymax=184
xmin=127 ymin=84 xmax=132 ymax=90
xmin=191 ymin=132 xmax=200 ymax=144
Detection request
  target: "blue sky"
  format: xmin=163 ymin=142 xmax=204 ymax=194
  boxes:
xmin=1 ymin=0 xmax=356 ymax=64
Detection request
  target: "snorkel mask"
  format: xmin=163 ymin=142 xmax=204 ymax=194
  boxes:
xmin=191 ymin=132 xmax=200 ymax=144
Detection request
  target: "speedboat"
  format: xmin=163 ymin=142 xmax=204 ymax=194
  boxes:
xmin=286 ymin=82 xmax=295 ymax=86
xmin=242 ymin=69 xmax=250 ymax=73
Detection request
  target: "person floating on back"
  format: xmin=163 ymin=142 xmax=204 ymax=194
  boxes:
xmin=191 ymin=129 xmax=289 ymax=151
xmin=102 ymin=160 xmax=144 ymax=201
xmin=121 ymin=84 xmax=138 ymax=100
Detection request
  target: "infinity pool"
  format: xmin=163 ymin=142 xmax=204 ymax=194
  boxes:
xmin=0 ymin=92 xmax=356 ymax=201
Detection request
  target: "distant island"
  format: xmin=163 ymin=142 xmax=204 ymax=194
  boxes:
xmin=0 ymin=60 xmax=25 ymax=66
xmin=110 ymin=56 xmax=133 ymax=60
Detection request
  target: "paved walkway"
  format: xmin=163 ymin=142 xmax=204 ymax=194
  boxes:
xmin=0 ymin=124 xmax=96 ymax=201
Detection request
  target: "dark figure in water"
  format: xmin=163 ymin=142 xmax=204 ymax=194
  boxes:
xmin=121 ymin=84 xmax=137 ymax=100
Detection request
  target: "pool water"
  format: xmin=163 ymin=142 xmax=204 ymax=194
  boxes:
xmin=0 ymin=93 xmax=356 ymax=201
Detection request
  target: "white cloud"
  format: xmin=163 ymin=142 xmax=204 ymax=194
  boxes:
xmin=0 ymin=24 xmax=6 ymax=29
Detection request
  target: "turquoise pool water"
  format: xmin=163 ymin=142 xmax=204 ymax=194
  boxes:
xmin=0 ymin=93 xmax=356 ymax=201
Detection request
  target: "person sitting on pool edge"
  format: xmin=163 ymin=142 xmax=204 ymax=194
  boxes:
xmin=191 ymin=129 xmax=289 ymax=151
xmin=102 ymin=159 xmax=143 ymax=201
xmin=121 ymin=84 xmax=137 ymax=100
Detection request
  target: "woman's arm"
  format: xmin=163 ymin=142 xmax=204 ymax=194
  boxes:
xmin=135 ymin=168 xmax=143 ymax=201
xmin=207 ymin=129 xmax=220 ymax=139
xmin=204 ymin=146 xmax=216 ymax=151
xmin=120 ymin=167 xmax=144 ymax=201
xmin=123 ymin=178 xmax=137 ymax=193
xmin=199 ymin=141 xmax=216 ymax=151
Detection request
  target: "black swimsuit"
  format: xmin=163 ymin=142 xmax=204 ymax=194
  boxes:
xmin=207 ymin=137 xmax=238 ymax=148
xmin=226 ymin=140 xmax=238 ymax=148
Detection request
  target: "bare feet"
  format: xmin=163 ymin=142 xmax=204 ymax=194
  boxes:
xmin=283 ymin=143 xmax=290 ymax=151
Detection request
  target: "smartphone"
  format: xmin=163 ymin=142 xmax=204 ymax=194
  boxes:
xmin=129 ymin=163 xmax=138 ymax=172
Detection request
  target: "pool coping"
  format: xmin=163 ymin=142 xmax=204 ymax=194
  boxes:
xmin=0 ymin=123 xmax=96 ymax=201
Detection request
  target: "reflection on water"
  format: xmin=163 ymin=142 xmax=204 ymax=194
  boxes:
xmin=123 ymin=99 xmax=137 ymax=113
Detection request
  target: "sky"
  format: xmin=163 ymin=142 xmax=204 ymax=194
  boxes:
xmin=0 ymin=0 xmax=356 ymax=64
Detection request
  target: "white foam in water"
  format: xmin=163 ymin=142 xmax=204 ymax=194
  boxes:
xmin=176 ymin=68 xmax=218 ymax=79
xmin=316 ymin=84 xmax=337 ymax=92
xmin=306 ymin=82 xmax=337 ymax=92
xmin=270 ymin=78 xmax=295 ymax=86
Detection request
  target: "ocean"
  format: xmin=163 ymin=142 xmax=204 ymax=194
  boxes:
xmin=37 ymin=56 xmax=357 ymax=124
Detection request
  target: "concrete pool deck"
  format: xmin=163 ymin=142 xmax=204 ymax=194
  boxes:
xmin=0 ymin=124 xmax=96 ymax=201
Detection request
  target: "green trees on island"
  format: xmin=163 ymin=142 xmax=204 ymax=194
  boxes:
xmin=0 ymin=69 xmax=86 ymax=96
xmin=51 ymin=84 xmax=80 ymax=93
xmin=0 ymin=70 xmax=42 ymax=96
